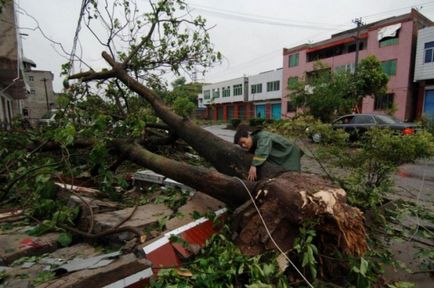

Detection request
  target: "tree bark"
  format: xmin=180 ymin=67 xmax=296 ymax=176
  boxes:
xmin=112 ymin=140 xmax=254 ymax=206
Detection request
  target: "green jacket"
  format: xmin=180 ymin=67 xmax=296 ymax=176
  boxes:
xmin=251 ymin=130 xmax=303 ymax=172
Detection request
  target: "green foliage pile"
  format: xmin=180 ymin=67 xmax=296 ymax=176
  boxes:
xmin=268 ymin=118 xmax=434 ymax=286
xmin=151 ymin=225 xmax=290 ymax=288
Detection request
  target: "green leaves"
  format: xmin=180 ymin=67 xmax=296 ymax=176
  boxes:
xmin=294 ymin=221 xmax=319 ymax=280
xmin=57 ymin=232 xmax=73 ymax=247
xmin=151 ymin=225 xmax=288 ymax=287
xmin=54 ymin=123 xmax=76 ymax=146
xmin=290 ymin=56 xmax=389 ymax=122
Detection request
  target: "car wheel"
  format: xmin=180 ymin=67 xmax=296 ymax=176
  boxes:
xmin=312 ymin=132 xmax=322 ymax=143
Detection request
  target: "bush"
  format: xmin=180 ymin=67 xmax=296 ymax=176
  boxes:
xmin=421 ymin=116 xmax=434 ymax=135
xmin=267 ymin=115 xmax=319 ymax=139
xmin=249 ymin=118 xmax=266 ymax=127
xmin=230 ymin=118 xmax=241 ymax=129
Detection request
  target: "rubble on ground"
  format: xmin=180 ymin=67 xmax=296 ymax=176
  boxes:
xmin=0 ymin=169 xmax=225 ymax=287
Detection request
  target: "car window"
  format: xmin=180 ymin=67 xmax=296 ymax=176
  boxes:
xmin=333 ymin=116 xmax=354 ymax=124
xmin=374 ymin=115 xmax=400 ymax=124
xmin=352 ymin=115 xmax=375 ymax=124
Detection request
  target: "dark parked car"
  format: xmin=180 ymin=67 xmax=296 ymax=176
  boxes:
xmin=307 ymin=114 xmax=419 ymax=143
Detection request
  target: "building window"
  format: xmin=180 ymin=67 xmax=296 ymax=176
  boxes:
xmin=334 ymin=63 xmax=355 ymax=73
xmin=204 ymin=90 xmax=210 ymax=99
xmin=287 ymin=77 xmax=298 ymax=89
xmin=381 ymin=59 xmax=397 ymax=76
xmin=288 ymin=53 xmax=299 ymax=67
xmin=233 ymin=84 xmax=242 ymax=96
xmin=30 ymin=89 xmax=36 ymax=95
xmin=222 ymin=86 xmax=230 ymax=97
xmin=28 ymin=75 xmax=34 ymax=81
xmin=378 ymin=24 xmax=400 ymax=48
xmin=374 ymin=93 xmax=394 ymax=110
xmin=379 ymin=37 xmax=399 ymax=47
xmin=424 ymin=41 xmax=434 ymax=63
xmin=266 ymin=81 xmax=280 ymax=92
xmin=212 ymin=88 xmax=220 ymax=98
xmin=251 ymin=83 xmax=262 ymax=94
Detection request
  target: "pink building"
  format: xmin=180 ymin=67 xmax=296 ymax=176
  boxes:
xmin=282 ymin=9 xmax=433 ymax=121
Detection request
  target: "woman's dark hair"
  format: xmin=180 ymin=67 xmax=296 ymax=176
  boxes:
xmin=233 ymin=125 xmax=249 ymax=144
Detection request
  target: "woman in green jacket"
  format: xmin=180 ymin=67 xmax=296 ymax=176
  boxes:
xmin=234 ymin=126 xmax=303 ymax=181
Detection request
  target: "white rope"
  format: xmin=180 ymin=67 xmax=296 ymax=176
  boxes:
xmin=234 ymin=177 xmax=315 ymax=288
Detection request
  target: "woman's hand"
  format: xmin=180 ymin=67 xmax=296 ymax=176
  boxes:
xmin=248 ymin=165 xmax=257 ymax=181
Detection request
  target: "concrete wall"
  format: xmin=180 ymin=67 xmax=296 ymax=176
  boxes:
xmin=22 ymin=70 xmax=56 ymax=122
xmin=414 ymin=27 xmax=434 ymax=81
xmin=247 ymin=69 xmax=282 ymax=102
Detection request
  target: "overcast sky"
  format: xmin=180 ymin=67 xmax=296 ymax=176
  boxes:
xmin=16 ymin=0 xmax=434 ymax=92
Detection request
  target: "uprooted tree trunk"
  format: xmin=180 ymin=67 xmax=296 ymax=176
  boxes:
xmin=114 ymin=140 xmax=368 ymax=257
xmin=70 ymin=51 xmax=367 ymax=258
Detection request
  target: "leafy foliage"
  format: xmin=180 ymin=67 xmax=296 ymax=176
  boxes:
xmin=268 ymin=118 xmax=434 ymax=286
xmin=290 ymin=56 xmax=388 ymax=122
xmin=150 ymin=226 xmax=289 ymax=287
xmin=293 ymin=221 xmax=318 ymax=279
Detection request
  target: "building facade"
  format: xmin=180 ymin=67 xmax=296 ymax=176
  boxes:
xmin=0 ymin=0 xmax=28 ymax=128
xmin=282 ymin=9 xmax=434 ymax=121
xmin=414 ymin=26 xmax=434 ymax=118
xmin=202 ymin=76 xmax=250 ymax=121
xmin=201 ymin=69 xmax=283 ymax=121
xmin=22 ymin=66 xmax=56 ymax=125
xmin=247 ymin=68 xmax=283 ymax=120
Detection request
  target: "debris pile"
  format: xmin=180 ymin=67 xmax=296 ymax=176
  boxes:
xmin=0 ymin=170 xmax=226 ymax=287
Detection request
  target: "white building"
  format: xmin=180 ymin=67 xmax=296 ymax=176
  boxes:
xmin=200 ymin=68 xmax=283 ymax=121
xmin=248 ymin=68 xmax=282 ymax=120
xmin=414 ymin=26 xmax=434 ymax=118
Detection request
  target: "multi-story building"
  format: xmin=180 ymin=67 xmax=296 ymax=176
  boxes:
xmin=202 ymin=76 xmax=249 ymax=121
xmin=247 ymin=68 xmax=283 ymax=120
xmin=282 ymin=9 xmax=434 ymax=121
xmin=22 ymin=58 xmax=56 ymax=125
xmin=414 ymin=26 xmax=434 ymax=118
xmin=0 ymin=1 xmax=28 ymax=128
xmin=201 ymin=68 xmax=283 ymax=121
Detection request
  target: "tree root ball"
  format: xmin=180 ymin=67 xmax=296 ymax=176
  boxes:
xmin=235 ymin=172 xmax=368 ymax=257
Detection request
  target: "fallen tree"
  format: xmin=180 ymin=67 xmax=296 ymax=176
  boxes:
xmin=1 ymin=0 xmax=367 ymax=284
xmin=65 ymin=0 xmax=367 ymax=259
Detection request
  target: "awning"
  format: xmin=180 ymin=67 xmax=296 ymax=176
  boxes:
xmin=377 ymin=23 xmax=401 ymax=41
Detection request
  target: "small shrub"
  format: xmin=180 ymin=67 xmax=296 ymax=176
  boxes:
xmin=230 ymin=118 xmax=241 ymax=129
xmin=249 ymin=117 xmax=266 ymax=127
xmin=421 ymin=115 xmax=434 ymax=135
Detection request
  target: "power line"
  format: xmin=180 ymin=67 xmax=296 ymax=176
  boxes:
xmin=361 ymin=0 xmax=434 ymax=20
xmin=202 ymin=1 xmax=434 ymax=82
xmin=191 ymin=4 xmax=346 ymax=31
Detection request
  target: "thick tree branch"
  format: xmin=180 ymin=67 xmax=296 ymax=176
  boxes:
xmin=113 ymin=140 xmax=253 ymax=206
xmin=69 ymin=69 xmax=116 ymax=82
xmin=100 ymin=51 xmax=283 ymax=179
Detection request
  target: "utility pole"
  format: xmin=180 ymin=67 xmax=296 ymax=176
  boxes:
xmin=352 ymin=17 xmax=364 ymax=74
xmin=42 ymin=78 xmax=50 ymax=112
